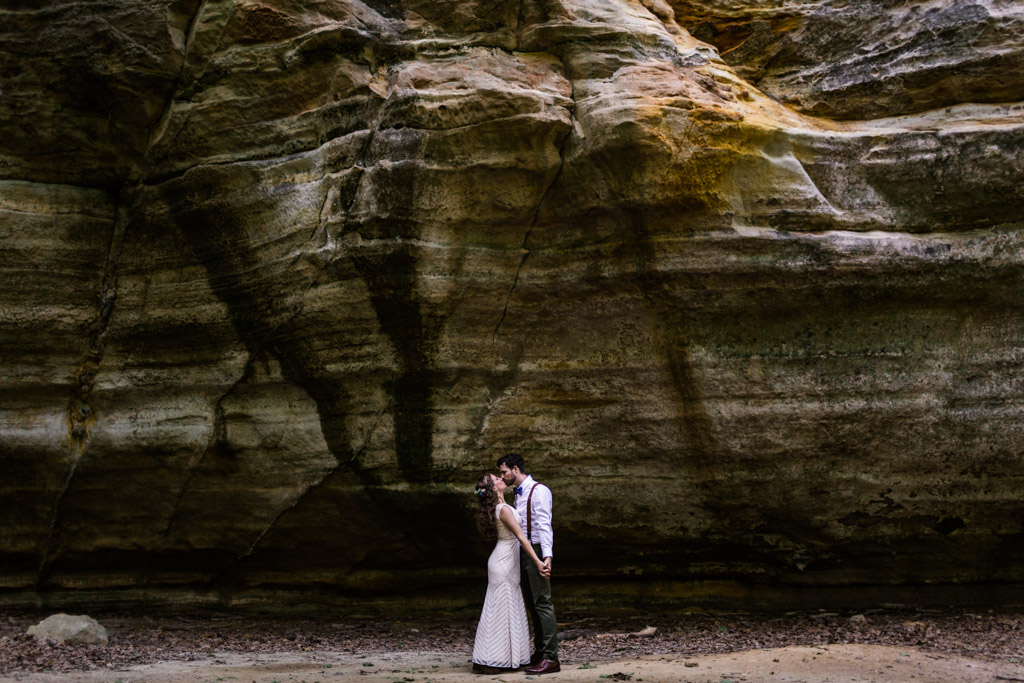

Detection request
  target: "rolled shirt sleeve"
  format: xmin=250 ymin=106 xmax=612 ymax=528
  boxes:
xmin=531 ymin=484 xmax=554 ymax=559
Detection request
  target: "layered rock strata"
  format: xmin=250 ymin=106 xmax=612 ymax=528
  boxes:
xmin=1 ymin=0 xmax=1022 ymax=609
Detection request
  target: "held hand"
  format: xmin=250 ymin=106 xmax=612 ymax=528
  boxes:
xmin=536 ymin=559 xmax=551 ymax=578
xmin=543 ymin=557 xmax=552 ymax=574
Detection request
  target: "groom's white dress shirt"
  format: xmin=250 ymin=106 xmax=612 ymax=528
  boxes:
xmin=514 ymin=475 xmax=553 ymax=559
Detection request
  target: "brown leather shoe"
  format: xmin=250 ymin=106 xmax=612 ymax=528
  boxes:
xmin=472 ymin=663 xmax=502 ymax=674
xmin=525 ymin=659 xmax=560 ymax=675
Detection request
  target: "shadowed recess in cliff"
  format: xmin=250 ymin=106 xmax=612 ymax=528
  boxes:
xmin=219 ymin=478 xmax=485 ymax=587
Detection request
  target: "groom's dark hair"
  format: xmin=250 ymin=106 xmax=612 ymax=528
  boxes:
xmin=497 ymin=452 xmax=525 ymax=473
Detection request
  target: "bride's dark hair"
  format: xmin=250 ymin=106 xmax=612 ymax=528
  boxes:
xmin=474 ymin=473 xmax=500 ymax=540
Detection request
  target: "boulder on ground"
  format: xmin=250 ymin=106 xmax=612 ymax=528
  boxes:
xmin=27 ymin=614 xmax=108 ymax=645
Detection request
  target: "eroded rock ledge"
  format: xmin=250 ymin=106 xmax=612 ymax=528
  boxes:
xmin=1 ymin=0 xmax=1022 ymax=610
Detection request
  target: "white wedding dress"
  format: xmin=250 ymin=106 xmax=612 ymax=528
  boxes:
xmin=472 ymin=502 xmax=531 ymax=669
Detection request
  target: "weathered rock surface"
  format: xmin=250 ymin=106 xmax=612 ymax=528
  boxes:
xmin=27 ymin=614 xmax=108 ymax=645
xmin=674 ymin=0 xmax=1024 ymax=119
xmin=1 ymin=0 xmax=1022 ymax=610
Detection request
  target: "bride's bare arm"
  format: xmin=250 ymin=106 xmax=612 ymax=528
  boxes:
xmin=499 ymin=506 xmax=551 ymax=578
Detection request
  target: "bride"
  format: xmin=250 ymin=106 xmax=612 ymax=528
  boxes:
xmin=471 ymin=472 xmax=551 ymax=675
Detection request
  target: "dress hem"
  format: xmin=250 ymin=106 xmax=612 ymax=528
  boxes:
xmin=471 ymin=659 xmax=530 ymax=668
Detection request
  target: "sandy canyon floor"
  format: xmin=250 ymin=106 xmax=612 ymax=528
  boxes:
xmin=2 ymin=609 xmax=1021 ymax=682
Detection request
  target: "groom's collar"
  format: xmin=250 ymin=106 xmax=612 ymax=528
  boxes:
xmin=518 ymin=474 xmax=535 ymax=491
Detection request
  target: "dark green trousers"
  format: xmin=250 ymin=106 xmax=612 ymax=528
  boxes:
xmin=520 ymin=544 xmax=558 ymax=660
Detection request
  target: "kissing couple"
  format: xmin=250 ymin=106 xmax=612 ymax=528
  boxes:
xmin=471 ymin=452 xmax=560 ymax=675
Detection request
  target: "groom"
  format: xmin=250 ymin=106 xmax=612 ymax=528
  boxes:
xmin=497 ymin=452 xmax=559 ymax=675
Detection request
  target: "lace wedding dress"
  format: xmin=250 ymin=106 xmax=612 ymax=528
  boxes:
xmin=472 ymin=502 xmax=531 ymax=669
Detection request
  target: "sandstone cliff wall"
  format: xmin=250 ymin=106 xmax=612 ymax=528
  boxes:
xmin=1 ymin=0 xmax=1022 ymax=610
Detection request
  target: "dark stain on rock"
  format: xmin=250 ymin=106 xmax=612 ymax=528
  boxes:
xmin=269 ymin=336 xmax=366 ymax=478
xmin=157 ymin=187 xmax=370 ymax=485
xmin=351 ymin=245 xmax=435 ymax=482
xmin=626 ymin=211 xmax=721 ymax=465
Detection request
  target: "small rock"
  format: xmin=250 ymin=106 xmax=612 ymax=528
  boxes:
xmin=629 ymin=626 xmax=660 ymax=638
xmin=848 ymin=614 xmax=867 ymax=624
xmin=27 ymin=614 xmax=108 ymax=645
xmin=684 ymin=661 xmax=699 ymax=667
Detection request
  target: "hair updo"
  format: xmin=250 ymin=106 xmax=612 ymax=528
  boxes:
xmin=474 ymin=472 xmax=501 ymax=540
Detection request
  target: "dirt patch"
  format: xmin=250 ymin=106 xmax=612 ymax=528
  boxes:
xmin=5 ymin=645 xmax=1024 ymax=683
xmin=2 ymin=609 xmax=1022 ymax=681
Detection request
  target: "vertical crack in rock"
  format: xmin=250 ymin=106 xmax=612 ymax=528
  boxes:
xmin=145 ymin=353 xmax=259 ymax=571
xmin=33 ymin=0 xmax=215 ymax=585
xmin=144 ymin=0 xmax=207 ymax=159
xmin=490 ymin=224 xmax=532 ymax=355
xmin=476 ymin=54 xmax=577 ymax=467
xmin=491 ymin=56 xmax=576 ymax=355
xmin=347 ymin=395 xmax=394 ymax=469
xmin=514 ymin=0 xmax=526 ymax=47
xmin=310 ymin=184 xmax=335 ymax=243
xmin=37 ymin=185 xmax=133 ymax=589
xmin=145 ymin=0 xmax=237 ymax=162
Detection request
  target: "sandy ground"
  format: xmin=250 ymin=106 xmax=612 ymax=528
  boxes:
xmin=3 ymin=610 xmax=1022 ymax=682
xmin=6 ymin=644 xmax=1024 ymax=683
